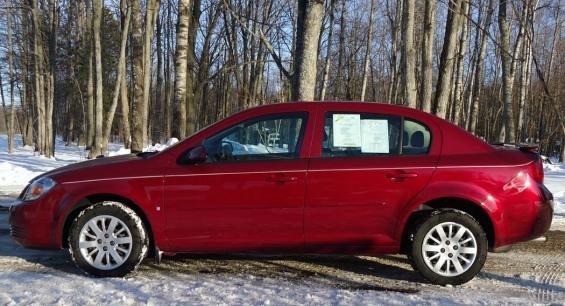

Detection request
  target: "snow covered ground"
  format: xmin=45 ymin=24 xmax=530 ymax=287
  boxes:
xmin=0 ymin=134 xmax=564 ymax=305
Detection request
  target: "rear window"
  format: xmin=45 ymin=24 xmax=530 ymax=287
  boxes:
xmin=402 ymin=119 xmax=431 ymax=155
xmin=321 ymin=113 xmax=431 ymax=157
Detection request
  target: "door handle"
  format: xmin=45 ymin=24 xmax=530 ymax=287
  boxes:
xmin=386 ymin=172 xmax=418 ymax=181
xmin=266 ymin=174 xmax=298 ymax=183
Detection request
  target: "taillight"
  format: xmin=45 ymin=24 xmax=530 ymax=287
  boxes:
xmin=503 ymin=172 xmax=531 ymax=193
xmin=530 ymin=158 xmax=544 ymax=183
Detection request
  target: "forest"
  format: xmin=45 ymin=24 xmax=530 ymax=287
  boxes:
xmin=0 ymin=0 xmax=563 ymax=160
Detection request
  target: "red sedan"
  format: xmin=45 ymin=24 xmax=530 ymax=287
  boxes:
xmin=9 ymin=102 xmax=553 ymax=285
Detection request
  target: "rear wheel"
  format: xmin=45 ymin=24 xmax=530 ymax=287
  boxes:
xmin=409 ymin=210 xmax=488 ymax=285
xmin=68 ymin=202 xmax=148 ymax=277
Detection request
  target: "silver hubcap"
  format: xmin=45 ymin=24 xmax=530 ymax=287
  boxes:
xmin=79 ymin=215 xmax=132 ymax=270
xmin=422 ymin=222 xmax=478 ymax=277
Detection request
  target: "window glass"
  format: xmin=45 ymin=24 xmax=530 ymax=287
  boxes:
xmin=322 ymin=113 xmax=401 ymax=157
xmin=203 ymin=113 xmax=306 ymax=162
xmin=402 ymin=119 xmax=431 ymax=155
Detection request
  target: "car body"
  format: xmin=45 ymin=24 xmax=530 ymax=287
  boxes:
xmin=9 ymin=102 xmax=553 ymax=284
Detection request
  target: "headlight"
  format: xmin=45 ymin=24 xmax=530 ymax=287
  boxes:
xmin=22 ymin=177 xmax=57 ymax=201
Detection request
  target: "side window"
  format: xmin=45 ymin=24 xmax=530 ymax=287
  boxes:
xmin=402 ymin=119 xmax=431 ymax=155
xmin=203 ymin=113 xmax=307 ymax=162
xmin=322 ymin=113 xmax=401 ymax=157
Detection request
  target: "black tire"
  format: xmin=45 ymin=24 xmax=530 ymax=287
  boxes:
xmin=68 ymin=201 xmax=149 ymax=277
xmin=408 ymin=209 xmax=488 ymax=286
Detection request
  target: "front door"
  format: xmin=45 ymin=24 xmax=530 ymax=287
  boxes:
xmin=305 ymin=111 xmax=439 ymax=253
xmin=164 ymin=113 xmax=309 ymax=253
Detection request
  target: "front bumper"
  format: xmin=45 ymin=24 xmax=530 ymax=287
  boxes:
xmin=8 ymin=188 xmax=63 ymax=249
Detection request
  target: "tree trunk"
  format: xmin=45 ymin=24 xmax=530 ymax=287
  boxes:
xmin=319 ymin=0 xmax=336 ymax=101
xmin=102 ymin=7 xmax=131 ymax=153
xmin=142 ymin=0 xmax=160 ymax=146
xmin=31 ymin=0 xmax=45 ymax=155
xmin=498 ymin=0 xmax=516 ymax=143
xmin=333 ymin=0 xmax=346 ymax=99
xmin=360 ymin=0 xmax=375 ymax=101
xmin=90 ymin=0 xmax=104 ymax=157
xmin=468 ymin=0 xmax=494 ymax=133
xmin=453 ymin=1 xmax=470 ymax=126
xmin=400 ymin=0 xmax=416 ymax=107
xmin=7 ymin=9 xmax=16 ymax=153
xmin=120 ymin=0 xmax=132 ymax=148
xmin=420 ymin=0 xmax=436 ymax=112
xmin=174 ymin=0 xmax=192 ymax=139
xmin=433 ymin=0 xmax=463 ymax=118
xmin=186 ymin=0 xmax=200 ymax=136
xmin=291 ymin=0 xmax=325 ymax=101
xmin=130 ymin=0 xmax=145 ymax=152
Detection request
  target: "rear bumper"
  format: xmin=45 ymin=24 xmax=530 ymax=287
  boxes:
xmin=494 ymin=183 xmax=553 ymax=247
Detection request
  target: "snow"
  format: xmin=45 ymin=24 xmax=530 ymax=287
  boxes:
xmin=0 ymin=134 xmax=173 ymax=194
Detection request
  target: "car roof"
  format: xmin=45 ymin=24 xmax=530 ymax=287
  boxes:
xmin=248 ymin=101 xmax=429 ymax=116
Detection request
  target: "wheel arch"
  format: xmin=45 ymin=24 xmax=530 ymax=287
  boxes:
xmin=399 ymin=197 xmax=495 ymax=253
xmin=60 ymin=193 xmax=155 ymax=253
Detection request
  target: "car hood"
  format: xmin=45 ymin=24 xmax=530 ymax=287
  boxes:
xmin=34 ymin=154 xmax=144 ymax=183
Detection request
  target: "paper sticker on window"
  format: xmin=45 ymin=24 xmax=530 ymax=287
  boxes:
xmin=333 ymin=114 xmax=361 ymax=147
xmin=361 ymin=119 xmax=389 ymax=153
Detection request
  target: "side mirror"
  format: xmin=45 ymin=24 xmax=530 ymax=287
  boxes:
xmin=180 ymin=145 xmax=207 ymax=165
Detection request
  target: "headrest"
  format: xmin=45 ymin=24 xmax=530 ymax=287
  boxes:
xmin=411 ymin=131 xmax=424 ymax=147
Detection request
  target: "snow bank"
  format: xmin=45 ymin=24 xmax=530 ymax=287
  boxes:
xmin=0 ymin=162 xmax=40 ymax=191
xmin=0 ymin=135 xmax=176 ymax=192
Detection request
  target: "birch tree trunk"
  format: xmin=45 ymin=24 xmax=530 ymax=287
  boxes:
xmin=420 ymin=0 xmax=436 ymax=112
xmin=174 ymin=0 xmax=192 ymax=139
xmin=360 ymin=0 xmax=375 ymax=101
xmin=433 ymin=0 xmax=463 ymax=118
xmin=319 ymin=0 xmax=336 ymax=101
xmin=453 ymin=1 xmax=470 ymax=126
xmin=498 ymin=0 xmax=516 ymax=143
xmin=400 ymin=0 xmax=416 ymax=107
xmin=291 ymin=0 xmax=325 ymax=101
xmin=142 ymin=0 xmax=160 ymax=145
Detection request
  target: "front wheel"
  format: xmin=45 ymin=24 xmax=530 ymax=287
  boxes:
xmin=68 ymin=201 xmax=149 ymax=277
xmin=409 ymin=210 xmax=488 ymax=285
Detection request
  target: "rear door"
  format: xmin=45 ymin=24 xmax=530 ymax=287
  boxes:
xmin=305 ymin=107 xmax=440 ymax=253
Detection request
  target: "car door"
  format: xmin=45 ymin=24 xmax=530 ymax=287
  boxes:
xmin=164 ymin=112 xmax=311 ymax=253
xmin=305 ymin=109 xmax=440 ymax=254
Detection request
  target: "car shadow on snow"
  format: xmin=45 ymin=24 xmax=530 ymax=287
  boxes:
xmin=143 ymin=253 xmax=423 ymax=293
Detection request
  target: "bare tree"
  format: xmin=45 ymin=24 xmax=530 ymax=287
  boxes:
xmin=360 ymin=0 xmax=375 ymax=101
xmin=174 ymin=0 xmax=193 ymax=139
xmin=400 ymin=0 xmax=416 ymax=107
xmin=420 ymin=0 xmax=436 ymax=112
xmin=292 ymin=0 xmax=325 ymax=101
xmin=433 ymin=0 xmax=463 ymax=118
xmin=498 ymin=0 xmax=515 ymax=143
xmin=319 ymin=0 xmax=336 ymax=101
xmin=102 ymin=6 xmax=132 ymax=154
xmin=90 ymin=0 xmax=104 ymax=157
